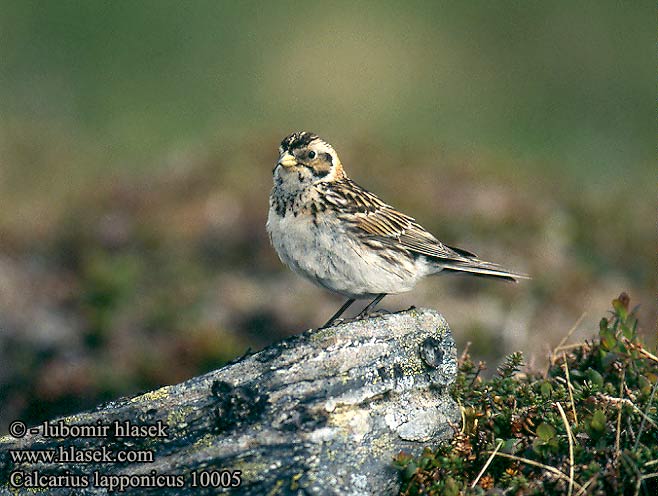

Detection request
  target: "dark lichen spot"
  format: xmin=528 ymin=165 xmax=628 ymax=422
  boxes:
xmin=377 ymin=366 xmax=391 ymax=382
xmin=138 ymin=408 xmax=159 ymax=423
xmin=419 ymin=337 xmax=444 ymax=369
xmin=393 ymin=363 xmax=405 ymax=381
xmin=278 ymin=405 xmax=327 ymax=432
xmin=211 ymin=380 xmax=269 ymax=433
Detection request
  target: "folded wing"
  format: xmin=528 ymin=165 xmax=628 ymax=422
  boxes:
xmin=327 ymin=179 xmax=527 ymax=282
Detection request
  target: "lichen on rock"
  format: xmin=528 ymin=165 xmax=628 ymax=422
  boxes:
xmin=0 ymin=308 xmax=458 ymax=495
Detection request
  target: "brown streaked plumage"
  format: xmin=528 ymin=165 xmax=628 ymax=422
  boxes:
xmin=267 ymin=131 xmax=528 ymax=328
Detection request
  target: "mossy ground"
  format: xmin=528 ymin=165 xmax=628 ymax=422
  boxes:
xmin=395 ymin=293 xmax=657 ymax=495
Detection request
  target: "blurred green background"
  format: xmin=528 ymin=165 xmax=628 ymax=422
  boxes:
xmin=0 ymin=1 xmax=654 ymax=432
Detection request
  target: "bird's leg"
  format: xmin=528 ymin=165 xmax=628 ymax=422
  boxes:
xmin=356 ymin=293 xmax=387 ymax=319
xmin=320 ymin=298 xmax=356 ymax=329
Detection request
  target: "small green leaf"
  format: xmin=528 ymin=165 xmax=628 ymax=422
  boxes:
xmin=402 ymin=462 xmax=417 ymax=481
xmin=444 ymin=476 xmax=460 ymax=496
xmin=570 ymin=369 xmax=585 ymax=380
xmin=600 ymin=327 xmax=616 ymax=351
xmin=620 ymin=322 xmax=634 ymax=340
xmin=502 ymin=438 xmax=516 ymax=453
xmin=599 ymin=317 xmax=608 ymax=331
xmin=540 ymin=381 xmax=553 ymax=398
xmin=638 ymin=374 xmax=651 ymax=396
xmin=590 ymin=409 xmax=606 ymax=432
xmin=585 ymin=368 xmax=604 ymax=387
xmin=536 ymin=422 xmax=556 ymax=441
xmin=604 ymin=381 xmax=617 ymax=395
xmin=612 ymin=298 xmax=628 ymax=320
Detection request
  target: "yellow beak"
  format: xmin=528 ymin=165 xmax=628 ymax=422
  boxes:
xmin=278 ymin=153 xmax=298 ymax=168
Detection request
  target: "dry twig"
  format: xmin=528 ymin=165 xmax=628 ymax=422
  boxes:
xmin=622 ymin=337 xmax=658 ymax=363
xmin=481 ymin=451 xmax=584 ymax=492
xmin=563 ymin=352 xmax=579 ymax=426
xmin=557 ymin=402 xmax=576 ymax=496
xmin=597 ymin=394 xmax=657 ymax=429
xmin=615 ymin=368 xmax=625 ymax=464
xmin=471 ymin=440 xmax=503 ymax=488
xmin=574 ymin=476 xmax=597 ymax=496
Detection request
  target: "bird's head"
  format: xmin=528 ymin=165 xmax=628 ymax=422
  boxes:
xmin=274 ymin=132 xmax=345 ymax=188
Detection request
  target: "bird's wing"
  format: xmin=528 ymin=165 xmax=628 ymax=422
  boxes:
xmin=320 ymin=179 xmax=527 ymax=281
xmin=324 ymin=179 xmax=472 ymax=262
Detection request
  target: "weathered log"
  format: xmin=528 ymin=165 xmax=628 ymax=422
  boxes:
xmin=0 ymin=308 xmax=458 ymax=495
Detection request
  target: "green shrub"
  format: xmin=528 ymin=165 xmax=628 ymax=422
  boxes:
xmin=395 ymin=293 xmax=657 ymax=495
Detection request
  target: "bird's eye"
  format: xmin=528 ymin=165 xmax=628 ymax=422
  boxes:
xmin=308 ymin=151 xmax=316 ymax=159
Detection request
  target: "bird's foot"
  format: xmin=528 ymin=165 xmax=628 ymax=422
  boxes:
xmin=365 ymin=309 xmax=392 ymax=319
xmin=318 ymin=318 xmax=346 ymax=330
xmin=318 ymin=314 xmax=373 ymax=329
xmin=354 ymin=308 xmax=391 ymax=321
xmin=318 ymin=304 xmax=391 ymax=330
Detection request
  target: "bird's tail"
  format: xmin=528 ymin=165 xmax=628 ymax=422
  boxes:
xmin=435 ymin=246 xmax=529 ymax=282
xmin=440 ymin=262 xmax=529 ymax=282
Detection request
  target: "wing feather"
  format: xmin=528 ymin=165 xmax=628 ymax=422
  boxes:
xmin=326 ymin=179 xmax=470 ymax=262
xmin=319 ymin=178 xmax=527 ymax=281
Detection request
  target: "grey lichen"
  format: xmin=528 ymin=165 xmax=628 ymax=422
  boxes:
xmin=0 ymin=308 xmax=458 ymax=496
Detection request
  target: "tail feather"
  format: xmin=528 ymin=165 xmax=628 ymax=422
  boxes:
xmin=439 ymin=259 xmax=529 ymax=283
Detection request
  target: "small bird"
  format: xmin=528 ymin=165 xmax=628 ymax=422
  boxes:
xmin=267 ymin=132 xmax=527 ymax=328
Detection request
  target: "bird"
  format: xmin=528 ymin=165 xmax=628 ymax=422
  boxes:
xmin=266 ymin=131 xmax=527 ymax=328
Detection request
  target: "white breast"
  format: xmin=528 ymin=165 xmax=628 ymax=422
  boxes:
xmin=266 ymin=204 xmax=426 ymax=299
